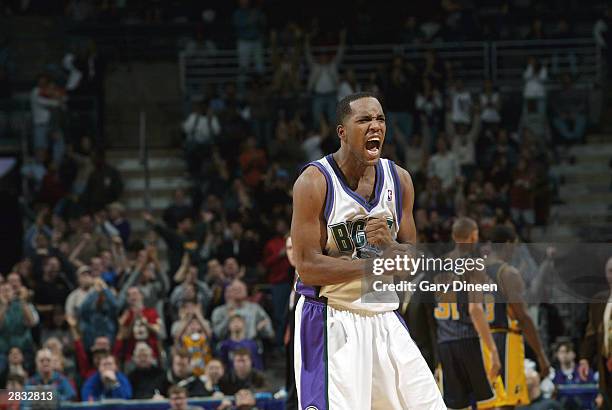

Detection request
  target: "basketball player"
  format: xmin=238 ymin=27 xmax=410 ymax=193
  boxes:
xmin=434 ymin=217 xmax=502 ymax=409
xmin=291 ymin=92 xmax=445 ymax=409
xmin=480 ymin=225 xmax=550 ymax=409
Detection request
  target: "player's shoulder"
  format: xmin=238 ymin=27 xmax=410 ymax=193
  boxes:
xmin=293 ymin=162 xmax=327 ymax=200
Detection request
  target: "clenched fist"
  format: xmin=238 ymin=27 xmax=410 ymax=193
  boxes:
xmin=365 ymin=217 xmax=393 ymax=249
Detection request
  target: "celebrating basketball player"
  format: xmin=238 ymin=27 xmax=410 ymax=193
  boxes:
xmin=291 ymin=92 xmax=445 ymax=409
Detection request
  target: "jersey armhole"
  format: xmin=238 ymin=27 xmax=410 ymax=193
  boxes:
xmin=300 ymin=162 xmax=334 ymax=223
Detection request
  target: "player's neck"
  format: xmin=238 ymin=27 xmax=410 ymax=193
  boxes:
xmin=332 ymin=149 xmax=371 ymax=189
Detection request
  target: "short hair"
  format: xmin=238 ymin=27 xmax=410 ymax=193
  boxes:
xmin=172 ymin=347 xmax=191 ymax=360
xmin=232 ymin=348 xmax=252 ymax=360
xmin=336 ymin=91 xmax=381 ymax=126
xmin=555 ymin=340 xmax=574 ymax=353
xmin=6 ymin=373 xmax=25 ymax=386
xmin=452 ymin=217 xmax=478 ymax=240
xmin=489 ymin=225 xmax=517 ymax=243
xmin=168 ymin=385 xmax=187 ymax=397
xmin=229 ymin=314 xmax=245 ymax=323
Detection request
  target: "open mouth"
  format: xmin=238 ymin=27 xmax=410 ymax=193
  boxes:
xmin=365 ymin=138 xmax=381 ymax=156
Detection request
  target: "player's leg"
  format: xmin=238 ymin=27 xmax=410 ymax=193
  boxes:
xmin=294 ymin=296 xmax=329 ymax=410
xmin=326 ymin=307 xmax=373 ymax=410
xmin=437 ymin=340 xmax=476 ymax=410
xmin=380 ymin=311 xmax=446 ymax=409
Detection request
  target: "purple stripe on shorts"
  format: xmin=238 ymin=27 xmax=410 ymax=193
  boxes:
xmin=395 ymin=310 xmax=410 ymax=333
xmin=299 ymin=299 xmax=328 ymax=410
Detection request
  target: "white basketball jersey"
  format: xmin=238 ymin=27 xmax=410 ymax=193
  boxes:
xmin=297 ymin=154 xmax=404 ymax=313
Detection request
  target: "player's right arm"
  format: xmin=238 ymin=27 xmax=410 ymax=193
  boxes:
xmin=500 ymin=266 xmax=550 ymax=378
xmin=468 ymin=302 xmax=501 ymax=382
xmin=291 ymin=167 xmax=369 ymax=286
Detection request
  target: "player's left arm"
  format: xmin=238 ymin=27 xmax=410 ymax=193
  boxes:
xmin=366 ymin=164 xmax=416 ymax=248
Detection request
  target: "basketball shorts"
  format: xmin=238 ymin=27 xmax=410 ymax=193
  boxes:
xmin=478 ymin=330 xmax=529 ymax=408
xmin=438 ymin=338 xmax=505 ymax=409
xmin=294 ymin=296 xmax=446 ymax=410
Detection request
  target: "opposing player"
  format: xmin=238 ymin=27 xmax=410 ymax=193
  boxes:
xmin=433 ymin=217 xmax=503 ymax=409
xmin=291 ymin=92 xmax=445 ymax=409
xmin=481 ymin=225 xmax=550 ymax=409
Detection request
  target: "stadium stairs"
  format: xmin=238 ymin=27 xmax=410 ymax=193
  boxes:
xmin=533 ymin=133 xmax=612 ymax=242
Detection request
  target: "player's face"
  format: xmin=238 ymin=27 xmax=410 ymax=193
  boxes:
xmin=339 ymin=97 xmax=386 ymax=166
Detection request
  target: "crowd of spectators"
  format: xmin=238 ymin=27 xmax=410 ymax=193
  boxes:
xmin=2 ymin=1 xmax=611 ymax=409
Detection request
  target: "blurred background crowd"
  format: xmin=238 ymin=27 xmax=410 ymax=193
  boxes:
xmin=0 ymin=0 xmax=612 ymax=409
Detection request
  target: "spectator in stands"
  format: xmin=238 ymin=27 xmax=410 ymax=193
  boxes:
xmin=81 ymin=353 xmax=132 ymax=401
xmin=510 ymin=158 xmax=535 ymax=241
xmin=232 ymin=0 xmax=266 ymax=77
xmin=26 ymin=348 xmax=76 ymax=401
xmin=127 ymin=342 xmax=166 ymax=399
xmin=211 ymin=280 xmax=274 ymax=341
xmin=479 ymin=79 xmax=501 ymax=129
xmin=78 ymin=277 xmax=118 ymax=350
xmin=552 ymin=340 xmax=596 ymax=409
xmin=202 ymin=359 xmax=226 ymax=397
xmin=516 ymin=368 xmax=562 ymax=410
xmin=305 ymin=29 xmax=346 ymax=125
xmin=447 ymin=106 xmax=480 ymax=179
xmin=217 ymin=222 xmax=258 ymax=269
xmin=551 ymin=18 xmax=577 ymax=78
xmin=182 ymin=99 xmax=221 ymax=177
xmin=67 ymin=214 xmax=110 ymax=264
xmin=0 ymin=282 xmax=38 ymax=367
xmin=384 ymin=56 xmax=416 ymax=145
xmin=550 ymin=74 xmax=587 ymax=144
xmin=115 ymin=286 xmax=162 ymax=363
xmin=163 ymin=348 xmax=207 ymax=397
xmin=0 ymin=347 xmax=27 ymax=388
xmin=65 ymin=265 xmax=93 ymax=322
xmin=218 ymin=388 xmax=260 ymax=410
xmin=427 ymin=138 xmax=461 ymax=192
xmin=68 ymin=314 xmax=112 ymax=381
xmin=239 ymin=136 xmax=267 ymax=189
xmin=164 ymin=189 xmax=192 ymax=230
xmin=220 ymin=349 xmax=266 ymax=395
xmin=144 ymin=211 xmax=207 ymax=277
xmin=337 ymin=68 xmax=360 ymax=101
xmin=118 ymin=248 xmax=169 ymax=309
xmin=43 ymin=337 xmax=76 ymax=381
xmin=415 ymin=79 xmax=443 ymax=143
xmin=172 ymin=253 xmax=213 ymax=315
xmin=21 ymin=149 xmax=48 ymax=194
xmin=81 ymin=151 xmax=124 ymax=212
xmin=33 ymin=256 xmax=71 ymax=327
xmin=174 ymin=304 xmax=213 ymax=377
xmin=168 ymin=385 xmax=204 ymax=410
xmin=448 ymin=78 xmax=472 ymax=125
xmin=523 ymin=56 xmax=548 ymax=117
xmin=218 ymin=315 xmax=263 ymax=371
xmin=262 ymin=218 xmax=291 ymax=346
xmin=5 ymin=372 xmax=25 ymax=392
xmin=30 ymin=73 xmax=63 ymax=150
xmin=108 ymin=202 xmax=130 ymax=245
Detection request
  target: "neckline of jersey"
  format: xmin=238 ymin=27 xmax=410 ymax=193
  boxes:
xmin=325 ymin=154 xmax=384 ymax=212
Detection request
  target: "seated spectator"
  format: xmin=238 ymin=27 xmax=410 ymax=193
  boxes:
xmin=174 ymin=304 xmax=213 ymax=377
xmin=5 ymin=372 xmax=25 ymax=391
xmin=66 ymin=214 xmax=110 ymax=264
xmin=26 ymin=348 xmax=76 ymax=401
xmin=217 ymin=388 xmax=260 ymax=410
xmin=163 ymin=348 xmax=208 ymax=397
xmin=202 ymin=359 xmax=225 ymax=397
xmin=218 ymin=315 xmax=263 ymax=371
xmin=127 ymin=342 xmax=166 ymax=399
xmin=550 ymin=74 xmax=587 ymax=144
xmin=43 ymin=337 xmax=76 ymax=383
xmin=552 ymin=341 xmax=596 ymax=409
xmin=81 ymin=353 xmax=132 ymax=401
xmin=168 ymin=385 xmax=204 ymax=410
xmin=78 ymin=278 xmax=118 ymax=350
xmin=107 ymin=202 xmax=130 ymax=245
xmin=0 ymin=347 xmax=27 ymax=388
xmin=517 ymin=368 xmax=562 ymax=410
xmin=115 ymin=286 xmax=163 ymax=363
xmin=0 ymin=282 xmax=39 ymax=366
xmin=211 ymin=280 xmax=274 ymax=341
xmin=220 ymin=349 xmax=266 ymax=395
xmin=67 ymin=313 xmax=112 ymax=381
